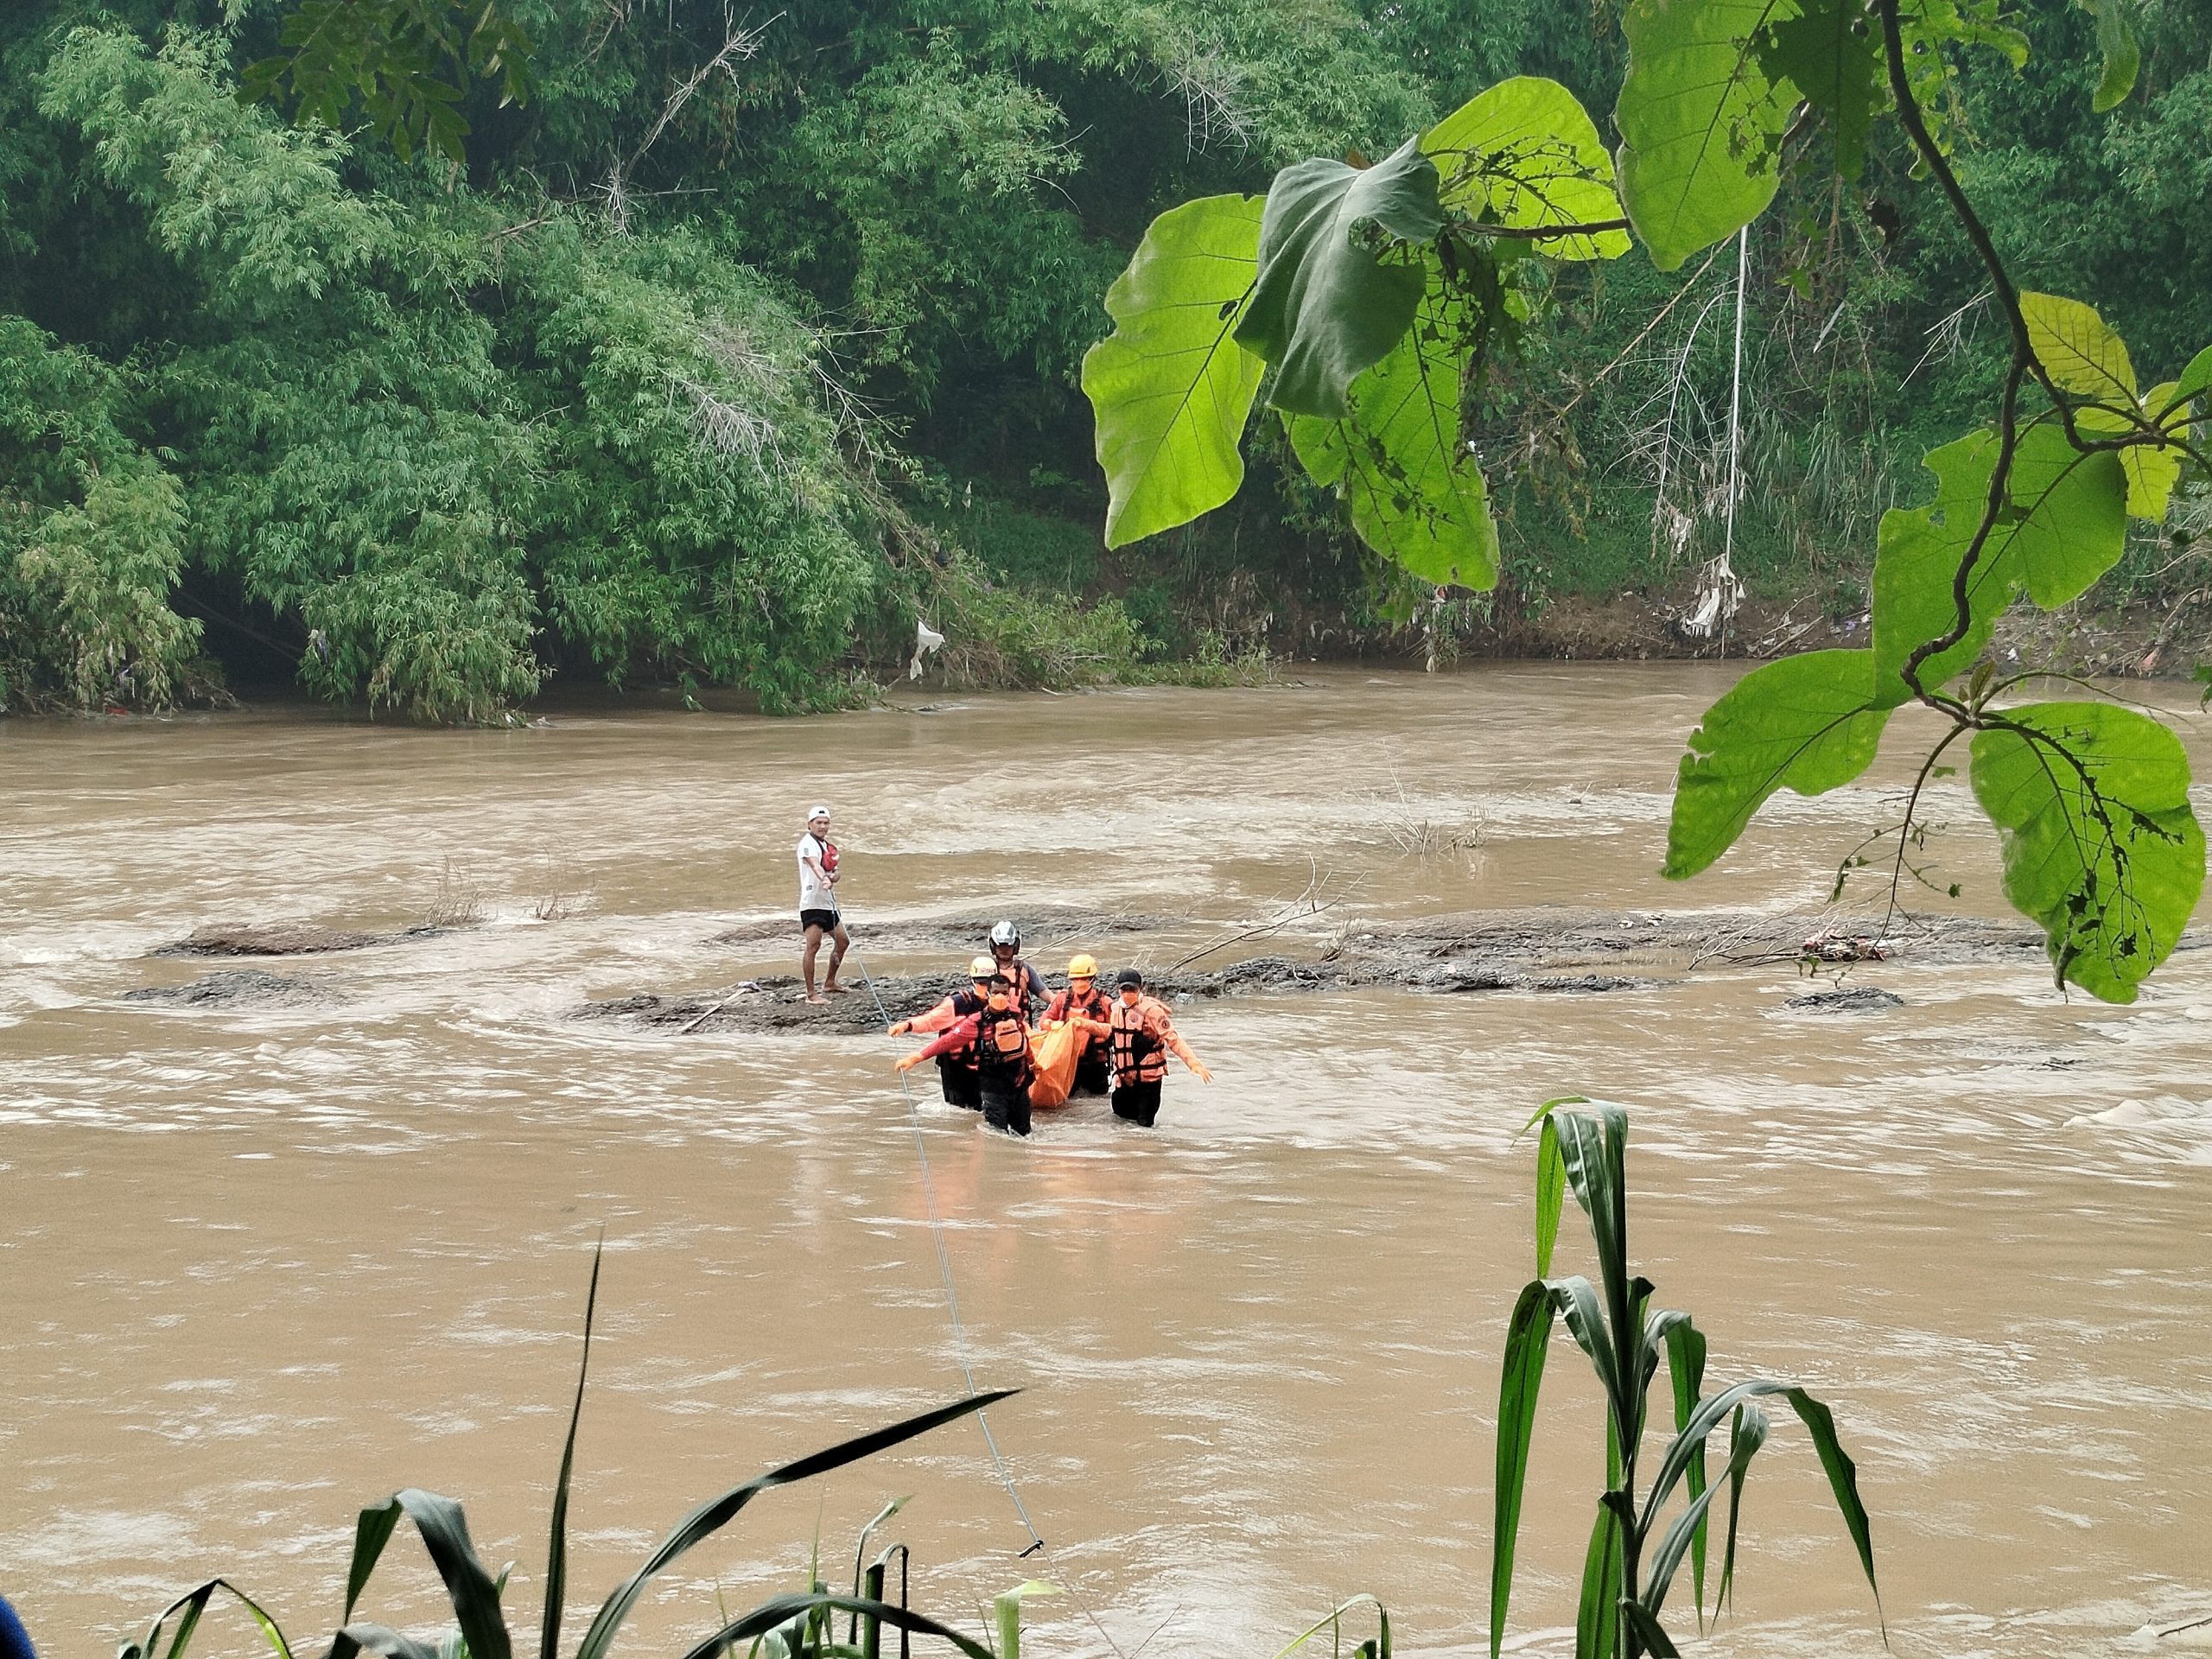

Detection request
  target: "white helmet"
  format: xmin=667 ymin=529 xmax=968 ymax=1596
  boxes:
xmin=988 ymin=919 xmax=1020 ymax=949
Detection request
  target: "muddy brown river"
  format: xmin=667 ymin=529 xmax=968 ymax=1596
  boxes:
xmin=3 ymin=665 xmax=2209 ymax=1659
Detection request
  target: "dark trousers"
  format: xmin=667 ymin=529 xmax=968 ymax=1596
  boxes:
xmin=980 ymin=1077 xmax=1033 ymax=1137
xmin=1071 ymin=1052 xmax=1111 ymax=1096
xmin=938 ymin=1058 xmax=981 ymax=1110
xmin=1111 ymin=1080 xmax=1163 ymax=1128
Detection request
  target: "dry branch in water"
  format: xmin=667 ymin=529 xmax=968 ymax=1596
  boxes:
xmin=1168 ymin=861 xmax=1358 ymax=972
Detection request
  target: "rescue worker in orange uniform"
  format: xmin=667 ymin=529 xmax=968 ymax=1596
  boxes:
xmin=988 ymin=919 xmax=1049 ymax=1021
xmin=897 ymin=976 xmax=1036 ymax=1136
xmin=1106 ymin=967 xmax=1211 ymax=1128
xmin=889 ymin=955 xmax=995 ymax=1110
xmin=1041 ymin=952 xmax=1115 ymax=1097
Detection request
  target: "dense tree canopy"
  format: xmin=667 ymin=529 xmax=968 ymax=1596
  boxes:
xmin=1 ymin=0 xmax=2208 ymax=721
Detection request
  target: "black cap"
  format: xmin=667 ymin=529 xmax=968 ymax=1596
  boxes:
xmin=1115 ymin=967 xmax=1142 ymax=989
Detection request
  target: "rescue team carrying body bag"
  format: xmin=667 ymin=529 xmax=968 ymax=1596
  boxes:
xmin=1027 ymin=1022 xmax=1084 ymax=1109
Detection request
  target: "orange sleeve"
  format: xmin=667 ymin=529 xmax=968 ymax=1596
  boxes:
xmin=911 ymin=1013 xmax=981 ymax=1061
xmin=907 ymin=996 xmax=960 ymax=1033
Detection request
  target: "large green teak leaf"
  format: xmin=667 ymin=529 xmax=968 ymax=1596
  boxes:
xmin=1421 ymin=77 xmax=1629 ymax=260
xmin=2178 ymin=344 xmax=2212 ymax=404
xmin=1235 ymin=137 xmax=1443 ymax=417
xmin=2021 ymin=290 xmax=2138 ymax=406
xmin=1870 ymin=425 xmax=2128 ymax=706
xmin=1664 ymin=650 xmax=1891 ymax=880
xmin=1287 ymin=274 xmax=1499 ymax=588
xmin=1082 ymin=194 xmax=1266 ymax=548
xmin=2077 ymin=0 xmax=2140 ymax=111
xmin=1970 ymin=701 xmax=2205 ymax=1003
xmin=1757 ymin=0 xmax=1883 ymax=180
xmin=1615 ymin=0 xmax=1796 ymax=271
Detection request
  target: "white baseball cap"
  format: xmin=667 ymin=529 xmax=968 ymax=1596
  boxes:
xmin=807 ymin=804 xmax=831 ymax=822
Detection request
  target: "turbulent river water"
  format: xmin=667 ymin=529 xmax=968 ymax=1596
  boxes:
xmin=3 ymin=664 xmax=2209 ymax=1659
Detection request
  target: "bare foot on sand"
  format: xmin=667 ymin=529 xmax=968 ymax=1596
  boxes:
xmin=805 ymin=993 xmax=829 ymax=1005
xmin=823 ymin=983 xmax=852 ymax=995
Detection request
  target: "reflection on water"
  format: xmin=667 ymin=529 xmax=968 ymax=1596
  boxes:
xmin=2 ymin=666 xmax=2209 ymax=1657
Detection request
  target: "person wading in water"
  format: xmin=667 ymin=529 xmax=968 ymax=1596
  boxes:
xmin=1041 ymin=952 xmax=1114 ymax=1097
xmin=890 ymin=955 xmax=996 ymax=1111
xmin=897 ymin=976 xmax=1037 ymax=1136
xmin=988 ymin=919 xmax=1048 ymax=1021
xmin=798 ymin=805 xmax=848 ymax=1005
xmin=1107 ymin=967 xmax=1211 ymax=1127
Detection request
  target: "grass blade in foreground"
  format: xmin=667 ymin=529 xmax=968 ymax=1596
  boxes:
xmin=542 ymin=1239 xmax=602 ymax=1659
xmin=1488 ymin=1281 xmax=1556 ymax=1659
xmin=676 ymin=1595 xmax=994 ymax=1659
xmin=574 ymin=1391 xmax=1015 ymax=1659
xmin=118 ymin=1580 xmax=295 ymax=1659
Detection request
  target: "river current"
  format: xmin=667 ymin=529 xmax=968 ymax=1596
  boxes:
xmin=3 ymin=664 xmax=2209 ymax=1658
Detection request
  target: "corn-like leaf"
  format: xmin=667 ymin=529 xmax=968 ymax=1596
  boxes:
xmin=1716 ymin=1407 xmax=1751 ymax=1618
xmin=675 ymin=1595 xmax=993 ymax=1659
xmin=1547 ymin=1274 xmax=1620 ymax=1406
xmin=1618 ymin=1601 xmax=1681 ymax=1658
xmin=1642 ymin=1377 xmax=1789 ymax=1527
xmin=1270 ymin=1597 xmax=1390 ymax=1659
xmin=1783 ymin=1389 xmax=1884 ymax=1633
xmin=2076 ymin=0 xmax=2139 ymax=110
xmin=1573 ymin=1499 xmax=1621 ymax=1659
xmin=344 ymin=1506 xmax=404 ymax=1624
xmin=118 ymin=1580 xmax=295 ymax=1659
xmin=1661 ymin=1318 xmax=1710 ymax=1621
xmin=330 ymin=1624 xmax=443 ymax=1659
xmin=1489 ymin=1282 xmax=1557 ymax=1659
xmin=1641 ymin=1402 xmax=1767 ymax=1616
xmin=1638 ymin=1381 xmax=1881 ymax=1628
xmin=574 ymin=1392 xmax=1014 ymax=1659
xmin=542 ymin=1242 xmax=602 ymax=1659
xmin=1533 ymin=1115 xmax=1567 ymax=1277
xmin=1547 ymin=1103 xmax=1636 ymax=1435
xmin=343 ymin=1492 xmax=509 ymax=1659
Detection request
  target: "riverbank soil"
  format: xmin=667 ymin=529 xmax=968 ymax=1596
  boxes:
xmin=4 ymin=665 xmax=2209 ymax=1659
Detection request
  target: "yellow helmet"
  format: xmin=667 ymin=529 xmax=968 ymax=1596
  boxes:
xmin=1067 ymin=953 xmax=1098 ymax=979
xmin=969 ymin=955 xmax=996 ymax=979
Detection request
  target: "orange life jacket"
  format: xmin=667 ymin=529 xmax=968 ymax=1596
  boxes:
xmin=1109 ymin=997 xmax=1169 ymax=1085
xmin=1048 ymin=984 xmax=1112 ymax=1051
xmin=935 ymin=987 xmax=988 ymax=1070
xmin=995 ymin=959 xmax=1046 ymax=1020
xmin=973 ymin=1004 xmax=1033 ymax=1087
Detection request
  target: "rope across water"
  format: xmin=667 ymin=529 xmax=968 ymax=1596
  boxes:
xmin=825 ymin=894 xmax=1129 ymax=1657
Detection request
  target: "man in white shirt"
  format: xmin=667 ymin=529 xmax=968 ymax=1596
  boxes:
xmin=798 ymin=804 xmax=849 ymax=1004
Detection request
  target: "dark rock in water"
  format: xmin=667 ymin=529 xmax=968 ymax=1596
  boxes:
xmin=1425 ymin=966 xmax=1522 ymax=993
xmin=154 ymin=921 xmax=442 ymax=957
xmin=1530 ymin=973 xmax=1646 ymax=993
xmin=124 ymin=970 xmax=326 ymax=1007
xmin=1783 ymin=985 xmax=1903 ymax=1014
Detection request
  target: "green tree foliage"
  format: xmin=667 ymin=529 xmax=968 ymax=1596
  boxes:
xmin=0 ymin=315 xmax=203 ymax=709
xmin=239 ymin=0 xmax=534 ymax=164
xmin=0 ymin=0 xmax=1441 ymax=717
